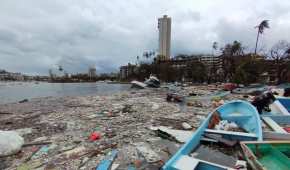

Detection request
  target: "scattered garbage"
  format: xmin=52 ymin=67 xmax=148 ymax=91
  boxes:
xmin=19 ymin=99 xmax=29 ymax=103
xmin=214 ymin=120 xmax=239 ymax=131
xmin=96 ymin=149 xmax=118 ymax=170
xmin=0 ymin=130 xmax=24 ymax=156
xmin=89 ymin=132 xmax=101 ymax=141
xmin=0 ymin=84 xmax=287 ymax=169
xmin=181 ymin=122 xmax=192 ymax=130
xmin=150 ymin=126 xmax=193 ymax=143
xmin=166 ymin=93 xmax=184 ymax=102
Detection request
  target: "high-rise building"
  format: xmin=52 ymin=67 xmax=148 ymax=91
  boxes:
xmin=88 ymin=67 xmax=96 ymax=79
xmin=158 ymin=15 xmax=171 ymax=60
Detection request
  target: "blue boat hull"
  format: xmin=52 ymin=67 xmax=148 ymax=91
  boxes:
xmin=162 ymin=100 xmax=262 ymax=170
xmin=277 ymin=97 xmax=290 ymax=113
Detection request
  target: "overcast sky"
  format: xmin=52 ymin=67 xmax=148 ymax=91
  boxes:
xmin=0 ymin=0 xmax=290 ymax=75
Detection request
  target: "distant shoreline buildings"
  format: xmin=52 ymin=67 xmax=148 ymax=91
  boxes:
xmin=120 ymin=15 xmax=223 ymax=81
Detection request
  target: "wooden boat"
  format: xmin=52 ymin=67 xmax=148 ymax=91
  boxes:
xmin=162 ymin=100 xmax=262 ymax=170
xmin=241 ymin=141 xmax=290 ymax=170
xmin=263 ymin=99 xmax=290 ymax=115
xmin=262 ymin=115 xmax=290 ymax=133
xmin=276 ymin=97 xmax=290 ymax=113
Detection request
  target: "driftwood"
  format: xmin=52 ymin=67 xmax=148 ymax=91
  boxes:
xmin=23 ymin=141 xmax=52 ymax=147
xmin=0 ymin=111 xmax=13 ymax=114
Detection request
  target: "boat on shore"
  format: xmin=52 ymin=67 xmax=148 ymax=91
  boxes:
xmin=144 ymin=75 xmax=160 ymax=88
xmin=262 ymin=114 xmax=290 ymax=133
xmin=233 ymin=84 xmax=268 ymax=95
xmin=276 ymin=97 xmax=290 ymax=113
xmin=131 ymin=75 xmax=160 ymax=89
xmin=241 ymin=141 xmax=290 ymax=170
xmin=162 ymin=100 xmax=262 ymax=170
xmin=131 ymin=80 xmax=147 ymax=89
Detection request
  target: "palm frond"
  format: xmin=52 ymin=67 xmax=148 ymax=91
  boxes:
xmin=256 ymin=20 xmax=270 ymax=33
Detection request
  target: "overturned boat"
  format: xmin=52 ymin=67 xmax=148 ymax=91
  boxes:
xmin=163 ymin=100 xmax=262 ymax=170
xmin=144 ymin=75 xmax=160 ymax=88
xmin=130 ymin=80 xmax=147 ymax=89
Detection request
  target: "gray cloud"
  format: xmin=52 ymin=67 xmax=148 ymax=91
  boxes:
xmin=0 ymin=0 xmax=290 ymax=75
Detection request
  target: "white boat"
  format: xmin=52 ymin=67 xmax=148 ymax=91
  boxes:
xmin=131 ymin=80 xmax=147 ymax=89
xmin=144 ymin=75 xmax=160 ymax=88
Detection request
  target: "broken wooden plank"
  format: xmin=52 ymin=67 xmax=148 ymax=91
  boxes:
xmin=205 ymin=129 xmax=257 ymax=138
xmin=23 ymin=141 xmax=52 ymax=147
xmin=263 ymin=131 xmax=290 ymax=140
xmin=96 ymin=149 xmax=118 ymax=170
xmin=203 ymin=133 xmax=237 ymax=146
xmin=0 ymin=111 xmax=13 ymax=114
xmin=150 ymin=126 xmax=193 ymax=143
xmin=262 ymin=115 xmax=290 ymax=124
xmin=173 ymin=155 xmax=234 ymax=170
xmin=262 ymin=117 xmax=287 ymax=133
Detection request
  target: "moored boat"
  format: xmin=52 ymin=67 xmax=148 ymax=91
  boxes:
xmin=162 ymin=100 xmax=262 ymax=170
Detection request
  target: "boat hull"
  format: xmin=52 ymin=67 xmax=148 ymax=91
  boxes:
xmin=241 ymin=141 xmax=290 ymax=170
xmin=163 ymin=100 xmax=262 ymax=170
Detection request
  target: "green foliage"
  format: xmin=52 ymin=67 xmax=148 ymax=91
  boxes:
xmin=233 ymin=58 xmax=266 ymax=85
xmin=186 ymin=61 xmax=207 ymax=83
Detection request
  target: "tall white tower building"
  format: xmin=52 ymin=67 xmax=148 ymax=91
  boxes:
xmin=158 ymin=15 xmax=171 ymax=60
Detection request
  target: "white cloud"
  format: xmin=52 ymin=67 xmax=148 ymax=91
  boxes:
xmin=0 ymin=0 xmax=290 ymax=75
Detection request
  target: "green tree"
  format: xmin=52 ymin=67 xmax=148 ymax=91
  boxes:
xmin=186 ymin=61 xmax=207 ymax=83
xmin=268 ymin=40 xmax=290 ymax=84
xmin=233 ymin=57 xmax=266 ymax=85
xmin=221 ymin=40 xmax=245 ymax=82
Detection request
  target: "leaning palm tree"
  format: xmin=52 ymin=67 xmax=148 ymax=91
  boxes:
xmin=212 ymin=41 xmax=218 ymax=55
xmin=254 ymin=20 xmax=269 ymax=54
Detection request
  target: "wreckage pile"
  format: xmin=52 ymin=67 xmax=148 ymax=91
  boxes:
xmin=0 ymin=83 xmax=289 ymax=169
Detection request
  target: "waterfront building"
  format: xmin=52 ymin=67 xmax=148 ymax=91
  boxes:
xmin=0 ymin=71 xmax=24 ymax=81
xmin=120 ymin=63 xmax=138 ymax=80
xmin=158 ymin=15 xmax=171 ymax=61
xmin=88 ymin=67 xmax=97 ymax=78
xmin=198 ymin=55 xmax=222 ymax=69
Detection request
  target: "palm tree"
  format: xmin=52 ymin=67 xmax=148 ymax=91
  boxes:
xmin=254 ymin=20 xmax=269 ymax=54
xmin=232 ymin=40 xmax=243 ymax=56
xmin=212 ymin=41 xmax=218 ymax=55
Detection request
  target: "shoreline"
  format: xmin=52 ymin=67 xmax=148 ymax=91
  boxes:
xmin=0 ymin=82 xmax=131 ymax=105
xmin=0 ymin=85 xmax=246 ymax=169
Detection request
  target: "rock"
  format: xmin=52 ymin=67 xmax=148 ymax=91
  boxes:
xmin=0 ymin=130 xmax=24 ymax=156
xmin=181 ymin=122 xmax=192 ymax=130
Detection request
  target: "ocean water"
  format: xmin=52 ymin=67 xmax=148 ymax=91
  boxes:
xmin=0 ymin=82 xmax=130 ymax=104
